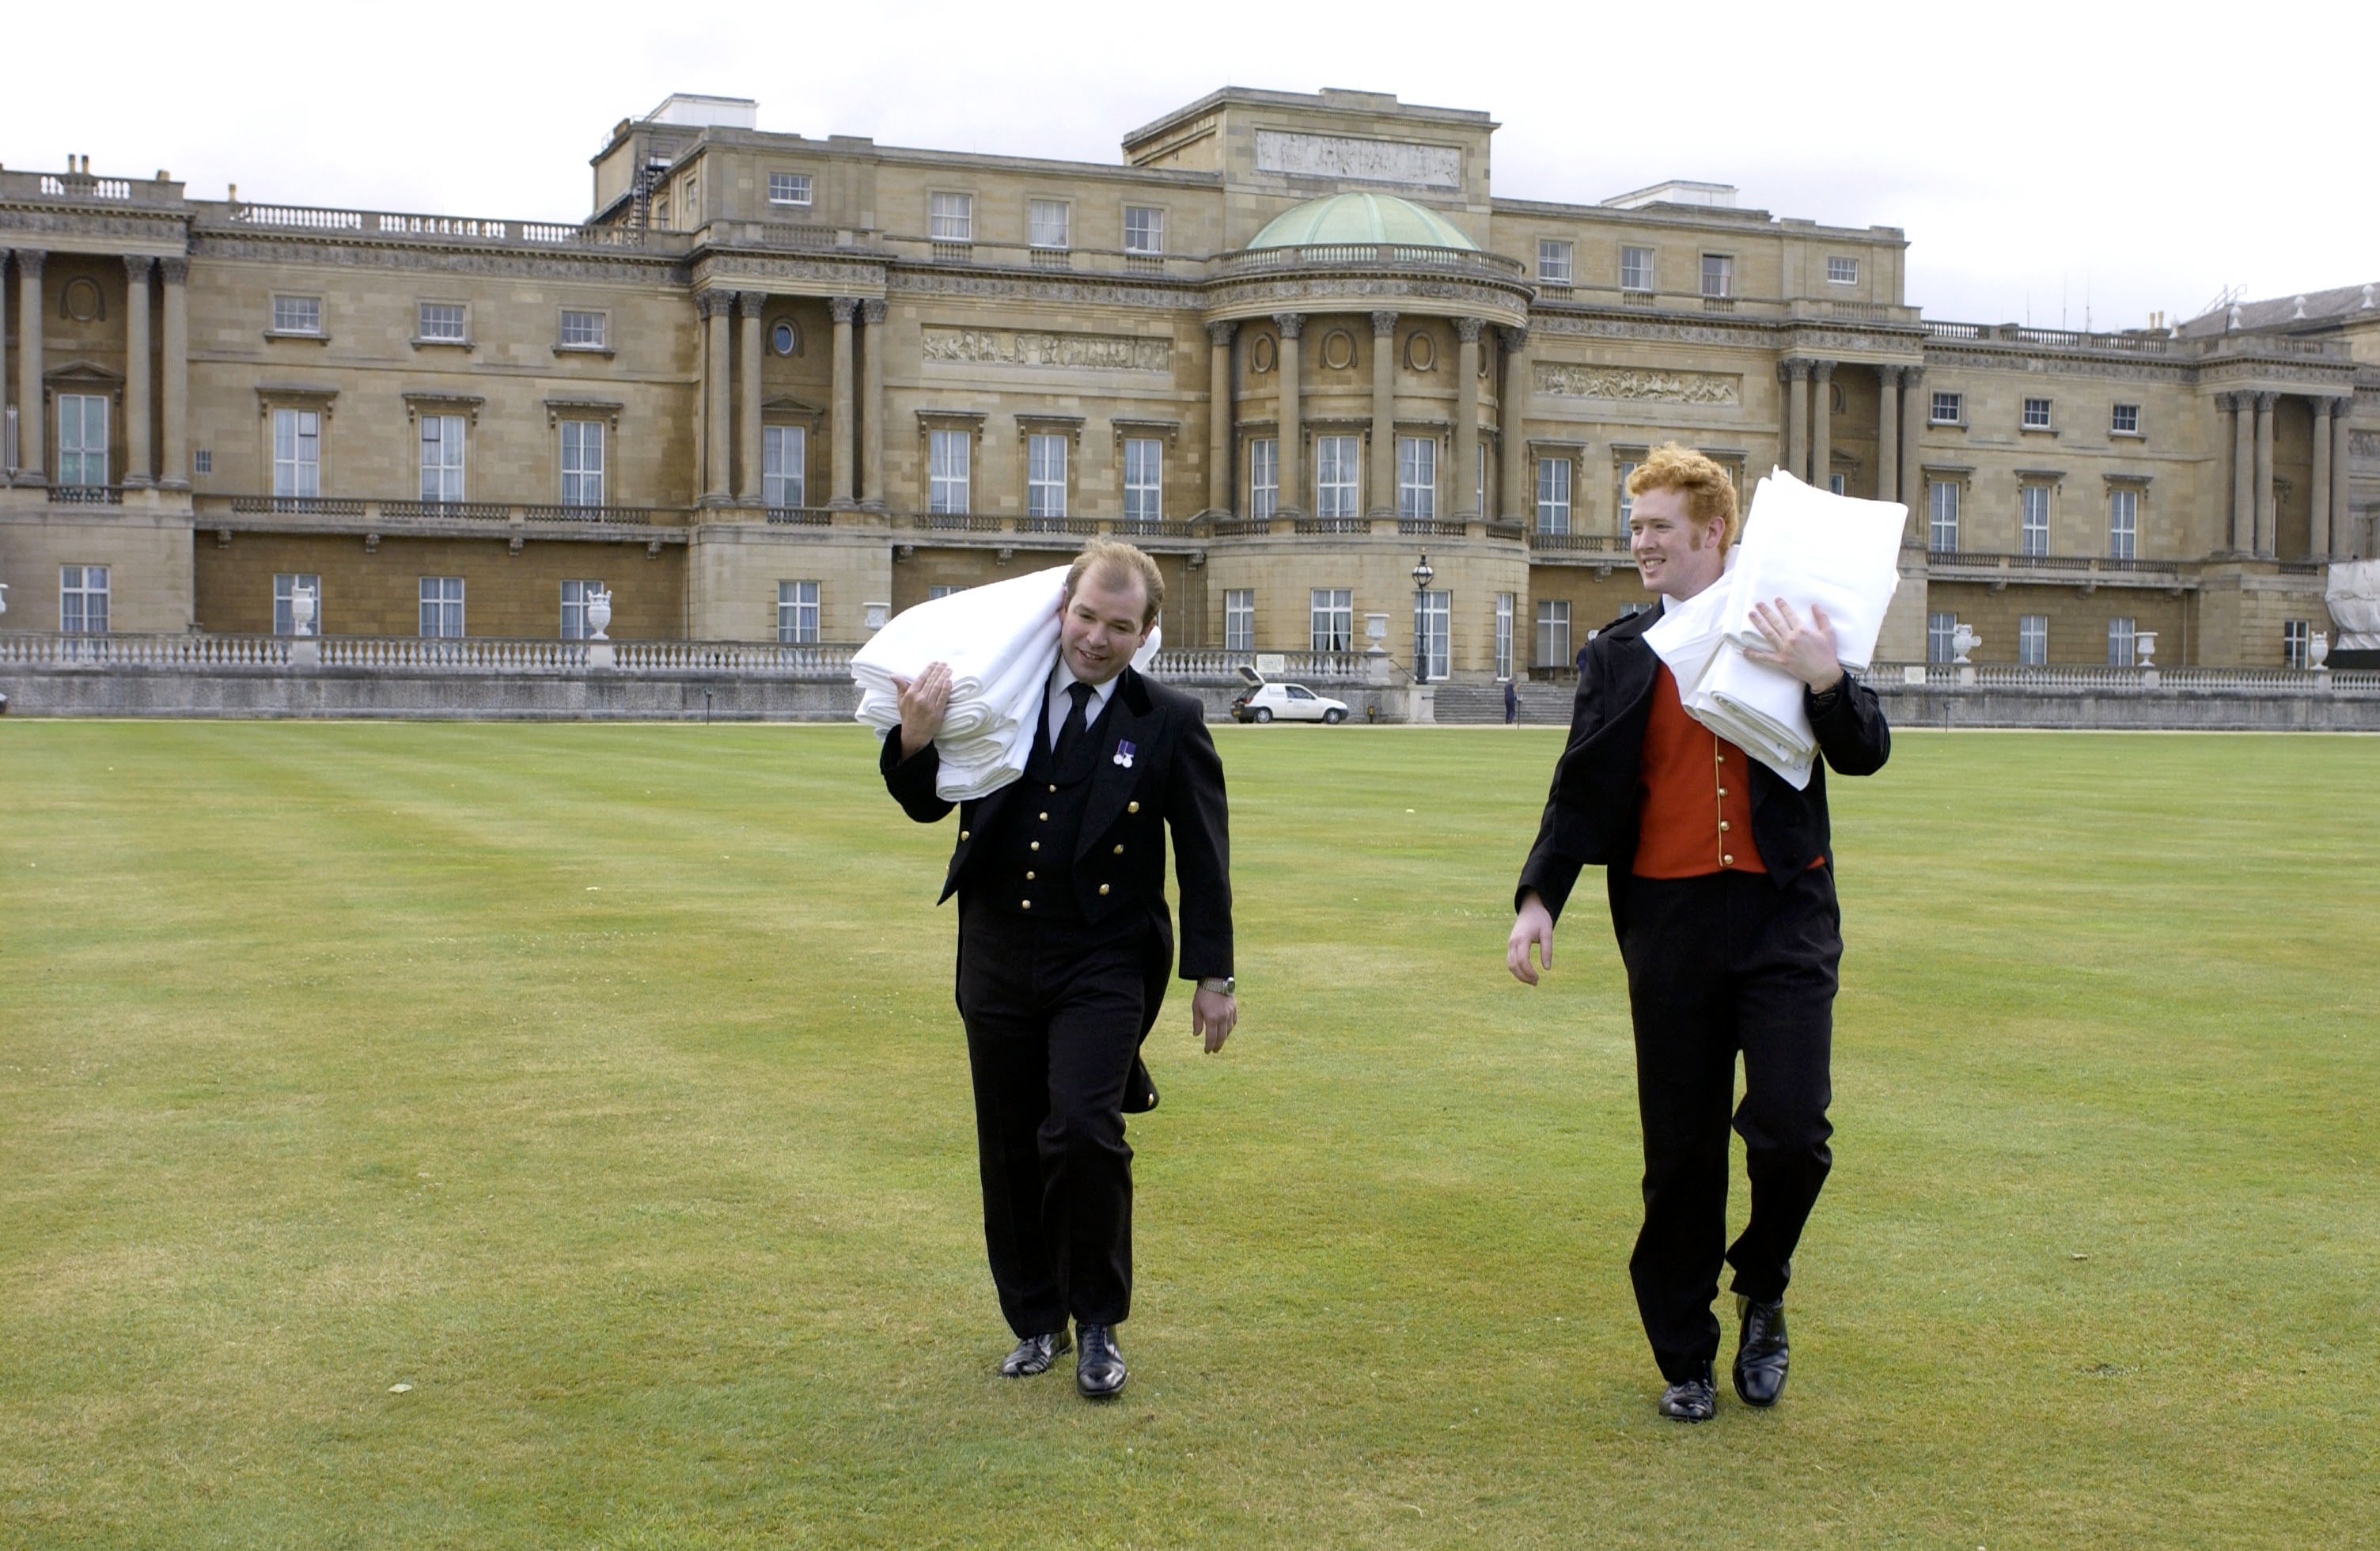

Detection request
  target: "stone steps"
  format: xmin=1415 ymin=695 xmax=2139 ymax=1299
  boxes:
xmin=1427 ymin=681 xmax=1572 ymax=725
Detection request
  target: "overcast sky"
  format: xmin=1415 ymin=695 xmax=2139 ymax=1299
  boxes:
xmin=12 ymin=0 xmax=2372 ymax=332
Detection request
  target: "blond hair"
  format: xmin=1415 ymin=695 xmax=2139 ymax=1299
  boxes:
xmin=1063 ymin=538 xmax=1165 ymax=628
xmin=1626 ymin=443 xmax=1741 ymax=548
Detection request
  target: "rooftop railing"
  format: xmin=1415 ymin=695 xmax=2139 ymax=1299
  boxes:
xmin=213 ymin=494 xmax=683 ymax=528
xmin=0 ymin=169 xmax=183 ymax=208
xmin=1210 ymin=243 xmax=1529 ymax=283
xmin=208 ymin=201 xmax=673 ymax=251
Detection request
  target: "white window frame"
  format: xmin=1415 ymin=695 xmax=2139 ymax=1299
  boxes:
xmin=767 ymin=172 xmax=813 ymax=208
xmin=1537 ymin=239 xmax=1574 ymax=286
xmin=1617 ymin=461 xmax=1639 ymax=533
xmin=419 ymin=415 xmax=466 ymax=502
xmin=2282 ymin=620 xmax=2309 ymax=669
xmin=1028 ymin=199 xmax=1071 ymax=250
xmin=2018 ymin=614 xmax=2048 ymax=666
xmin=1537 ymin=456 xmax=1571 ymax=533
xmin=559 ymin=578 xmax=604 ymax=641
xmin=2022 ymin=396 xmax=2053 ymax=430
xmin=1536 ymin=599 xmax=1571 ymax=669
xmin=1249 ymin=438 xmax=1278 ymax=519
xmin=60 ymin=564 xmax=110 ymax=633
xmin=764 ymin=425 xmax=808 ymax=510
xmin=1495 ymin=593 xmax=1514 ymax=680
xmin=56 ymin=393 xmax=108 ymax=487
xmin=559 ymin=309 xmax=607 ymax=350
xmin=1827 ymin=256 xmax=1859 ymax=286
xmin=1310 ymin=588 xmax=1353 ymax=653
xmin=1931 ymin=391 xmax=1963 ymax=425
xmin=272 ymin=408 xmax=320 ymax=499
xmin=1928 ymin=480 xmax=1961 ymax=552
xmin=1928 ymin=611 xmax=1958 ymax=664
xmin=1123 ymin=438 xmax=1162 ymax=525
xmin=2109 ymin=487 xmax=2139 ymax=560
xmin=778 ymin=580 xmax=820 ymax=645
xmin=1620 ymin=246 xmax=1653 ymax=291
xmin=1123 ymin=205 xmax=1164 ymax=255
xmin=1224 ymin=589 xmax=1255 ymax=652
xmin=1413 ymin=590 xmax=1450 ymax=679
xmin=1700 ymin=253 xmax=1734 ymax=298
xmin=1315 ymin=435 xmax=1360 ymax=520
xmin=926 ymin=585 xmax=966 ymax=601
xmin=2020 ymin=484 xmax=2050 ymax=557
xmin=419 ymin=576 xmax=464 ymax=639
xmin=274 ymin=572 xmax=324 ymax=637
xmin=271 ymin=294 xmax=322 ymax=335
xmin=1028 ymin=433 xmax=1068 ymax=518
xmin=2112 ymin=403 xmax=2141 ymax=435
xmin=417 ymin=302 xmax=467 ymax=343
xmin=560 ymin=419 xmax=604 ymax=508
xmin=928 ymin=192 xmax=973 ymax=243
xmin=927 ymin=429 xmax=971 ymax=514
xmin=1397 ymin=435 xmax=1437 ymax=521
xmin=2109 ymin=617 xmax=2139 ymax=668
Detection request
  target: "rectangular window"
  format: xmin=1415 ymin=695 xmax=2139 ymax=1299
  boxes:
xmin=927 ymin=585 xmax=966 ymax=601
xmin=1310 ymin=588 xmax=1353 ymax=653
xmin=1927 ymin=480 xmax=1960 ymax=552
xmin=1123 ymin=438 xmax=1162 ymax=524
xmin=419 ymin=415 xmax=465 ymax=502
xmin=1700 ymin=253 xmax=1734 ymax=298
xmin=194 ymin=449 xmax=212 ymax=476
xmin=2283 ymin=619 xmax=2310 ymax=669
xmin=2020 ymin=485 xmax=2050 ymax=556
xmin=1249 ymin=437 xmax=1278 ymax=519
xmin=419 ymin=577 xmax=464 ymax=639
xmin=1829 ymin=474 xmax=1847 ymax=495
xmin=560 ymin=419 xmax=604 ymax=507
xmin=1537 ymin=240 xmax=1574 ymax=285
xmin=1536 ymin=599 xmax=1571 ymax=669
xmin=274 ymin=573 xmax=324 ymax=637
xmin=1224 ymin=589 xmax=1255 ymax=652
xmin=1495 ymin=593 xmax=1514 ymax=680
xmin=1928 ymin=611 xmax=1957 ymax=664
xmin=559 ymin=309 xmax=607 ymax=349
xmin=1027 ymin=433 xmax=1068 ymax=518
xmin=1315 ymin=435 xmax=1360 ymax=519
xmin=418 ymin=302 xmax=466 ymax=342
xmin=1617 ymin=461 xmax=1640 ymax=531
xmin=1931 ymin=391 xmax=1963 ymax=425
xmin=927 ymin=429 xmax=971 ymax=514
xmin=57 ymin=394 xmax=108 ymax=487
xmin=1827 ymin=256 xmax=1859 ymax=286
xmin=272 ymin=408 xmax=320 ymax=498
xmin=1620 ymin=246 xmax=1653 ymax=291
xmin=2018 ymin=614 xmax=2048 ymax=666
xmin=2112 ymin=403 xmax=2141 ymax=435
xmin=1124 ymin=205 xmax=1165 ymax=255
xmin=1029 ymin=199 xmax=1070 ymax=249
xmin=1414 ymin=590 xmax=1450 ymax=680
xmin=767 ymin=172 xmax=813 ymax=207
xmin=2022 ymin=397 xmax=2052 ymax=430
xmin=1537 ymin=456 xmax=1571 ymax=533
xmin=2109 ymin=617 xmax=2138 ymax=668
xmin=1477 ymin=445 xmax=1487 ymax=518
xmin=1397 ymin=435 xmax=1437 ymax=521
xmin=779 ymin=580 xmax=820 ymax=645
xmin=764 ymin=425 xmax=807 ymax=509
xmin=928 ymin=192 xmax=972 ymax=242
xmin=2109 ymin=487 xmax=2139 ymax=560
xmin=271 ymin=294 xmax=321 ymax=334
xmin=559 ymin=579 xmax=604 ymax=641
xmin=59 ymin=565 xmax=109 ymax=633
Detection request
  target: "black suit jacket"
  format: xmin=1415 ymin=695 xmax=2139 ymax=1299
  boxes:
xmin=1515 ymin=606 xmax=1891 ymax=927
xmin=882 ymin=664 xmax=1234 ymax=982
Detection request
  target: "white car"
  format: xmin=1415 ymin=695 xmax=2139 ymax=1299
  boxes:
xmin=1233 ymin=681 xmax=1349 ymax=724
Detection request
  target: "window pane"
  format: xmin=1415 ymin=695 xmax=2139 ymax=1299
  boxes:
xmin=1537 ymin=457 xmax=1571 ymax=533
xmin=764 ymin=425 xmax=808 ymax=508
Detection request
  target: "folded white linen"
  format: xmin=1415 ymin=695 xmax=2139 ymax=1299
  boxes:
xmin=1717 ymin=470 xmax=1905 ymax=673
xmin=2328 ymin=559 xmax=2380 ymax=650
xmin=1645 ymin=544 xmax=1817 ymax=789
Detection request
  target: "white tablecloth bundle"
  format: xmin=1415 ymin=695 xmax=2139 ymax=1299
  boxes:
xmin=1646 ymin=469 xmax=1905 ymax=791
xmin=851 ymin=566 xmax=1161 ymax=802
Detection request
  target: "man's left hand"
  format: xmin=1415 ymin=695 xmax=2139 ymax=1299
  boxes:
xmin=1743 ymin=598 xmax=1846 ymax=692
xmin=1192 ymin=988 xmax=1237 ymax=1054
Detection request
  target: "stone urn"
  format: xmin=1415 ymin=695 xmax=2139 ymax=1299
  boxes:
xmin=290 ymin=583 xmax=316 ymax=638
xmin=2133 ymin=630 xmax=2157 ymax=669
xmin=2310 ymin=630 xmax=2329 ymax=672
xmin=1950 ymin=623 xmax=1980 ymax=665
xmin=586 ymin=586 xmax=613 ymax=642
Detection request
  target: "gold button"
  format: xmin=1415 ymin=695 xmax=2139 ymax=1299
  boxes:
xmin=1030 ymin=841 xmax=1040 ymax=851
xmin=1025 ymin=870 xmax=1036 ymax=881
xmin=1722 ymin=854 xmax=1734 ymax=865
xmin=1039 ymin=811 xmax=1049 ymax=821
xmin=1127 ymin=801 xmax=1139 ymax=813
xmin=959 ymin=830 xmax=970 ymax=841
xmin=1021 ymin=899 xmax=1033 ymax=910
xmin=1098 ymin=884 xmax=1111 ymax=896
xmin=1715 ymin=789 xmax=1726 ymax=798
xmin=1048 ymin=783 xmax=1057 ymax=793
xmin=1112 ymin=844 xmax=1124 ymax=855
xmin=1719 ymin=821 xmax=1730 ymax=832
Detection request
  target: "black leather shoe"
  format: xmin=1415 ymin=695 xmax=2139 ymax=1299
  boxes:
xmin=999 ymin=1329 xmax=1071 ymax=1378
xmin=1732 ymin=1295 xmax=1789 ymax=1407
xmin=1075 ymin=1322 xmax=1127 ymax=1399
xmin=1658 ymin=1364 xmax=1717 ymax=1423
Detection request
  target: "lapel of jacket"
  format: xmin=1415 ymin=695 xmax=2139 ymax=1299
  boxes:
xmin=1074 ymin=666 xmax=1154 ymax=862
xmin=1602 ymin=609 xmax=1662 ymax=722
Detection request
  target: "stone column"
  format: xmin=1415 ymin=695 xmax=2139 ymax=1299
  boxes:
xmin=860 ymin=298 xmax=887 ymax=509
xmin=1206 ymin=319 xmax=1236 ymax=514
xmin=1454 ymin=317 xmax=1483 ymax=519
xmin=1368 ymin=311 xmax=1397 ymax=518
xmin=696 ymin=291 xmax=731 ymax=504
xmin=828 ymin=296 xmax=858 ymax=507
xmin=736 ymin=291 xmax=764 ymax=504
xmin=1780 ymin=358 xmax=1810 ymax=484
xmin=2330 ymin=397 xmax=2353 ymax=559
xmin=2311 ymin=396 xmax=2334 ymax=559
xmin=1810 ymin=360 xmax=1835 ymax=491
xmin=121 ymin=256 xmax=153 ymax=487
xmin=1499 ymin=325 xmax=1531 ymax=523
xmin=158 ymin=256 xmax=188 ymax=490
xmin=2253 ymin=390 xmax=2276 ymax=556
xmin=1274 ymin=313 xmax=1303 ymax=518
xmin=1898 ymin=366 xmax=1924 ymax=537
xmin=1875 ymin=365 xmax=1901 ymax=505
xmin=2228 ymin=392 xmax=2253 ymax=552
xmin=13 ymin=249 xmax=44 ymax=484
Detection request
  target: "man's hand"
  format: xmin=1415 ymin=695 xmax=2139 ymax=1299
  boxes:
xmin=1507 ymin=892 xmax=1555 ymax=985
xmin=1742 ymin=599 xmax=1845 ymax=692
xmin=1192 ymin=988 xmax=1237 ymax=1054
xmin=892 ymin=661 xmax=953 ymax=759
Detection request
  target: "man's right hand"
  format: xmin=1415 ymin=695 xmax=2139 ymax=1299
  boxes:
xmin=892 ymin=661 xmax=953 ymax=760
xmin=1507 ymin=891 xmax=1555 ymax=985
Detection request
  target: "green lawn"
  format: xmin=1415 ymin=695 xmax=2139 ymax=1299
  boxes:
xmin=2 ymin=722 xmax=2374 ymax=1549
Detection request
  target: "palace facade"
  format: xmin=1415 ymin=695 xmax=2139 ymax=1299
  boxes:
xmin=2 ymin=85 xmax=2371 ymax=670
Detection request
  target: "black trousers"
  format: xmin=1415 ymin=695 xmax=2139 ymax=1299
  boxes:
xmin=1615 ymin=867 xmax=1840 ymax=1382
xmin=955 ymin=897 xmax=1149 ymax=1337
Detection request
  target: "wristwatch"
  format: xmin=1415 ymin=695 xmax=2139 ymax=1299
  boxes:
xmin=1198 ymin=976 xmax=1236 ymax=996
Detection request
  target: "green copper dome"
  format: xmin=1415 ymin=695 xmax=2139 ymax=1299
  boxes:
xmin=1245 ymin=192 xmax=1477 ymax=251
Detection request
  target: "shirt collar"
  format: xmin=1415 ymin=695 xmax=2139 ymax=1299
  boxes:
xmin=1051 ymin=658 xmax=1121 ymax=711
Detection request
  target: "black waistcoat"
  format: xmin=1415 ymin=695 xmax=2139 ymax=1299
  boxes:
xmin=982 ymin=685 xmax=1112 ymax=923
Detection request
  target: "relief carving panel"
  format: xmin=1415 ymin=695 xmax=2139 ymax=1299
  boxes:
xmin=1534 ymin=362 xmax=1741 ymax=405
xmin=922 ymin=325 xmax=1172 ymax=372
xmin=1253 ymin=131 xmax=1461 ymax=189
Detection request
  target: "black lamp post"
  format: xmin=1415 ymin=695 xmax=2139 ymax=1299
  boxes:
xmin=1411 ymin=552 xmax=1436 ymax=683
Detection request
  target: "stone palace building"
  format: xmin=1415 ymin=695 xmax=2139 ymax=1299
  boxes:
xmin=2 ymin=85 xmax=2371 ymax=672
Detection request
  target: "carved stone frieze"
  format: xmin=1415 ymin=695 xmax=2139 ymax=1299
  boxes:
xmin=693 ymin=252 xmax=889 ymax=288
xmin=887 ymin=268 xmax=1184 ymax=312
xmin=921 ymin=324 xmax=1173 ymax=373
xmin=1253 ymin=130 xmax=1461 ymax=189
xmin=1536 ymin=362 xmax=1741 ymax=405
xmin=1923 ymin=347 xmax=2200 ymax=385
xmin=1526 ymin=312 xmax=1774 ymax=348
xmin=190 ymin=234 xmax=681 ymax=284
xmin=2349 ymin=430 xmax=2380 ymax=459
xmin=0 ymin=208 xmax=188 ymax=243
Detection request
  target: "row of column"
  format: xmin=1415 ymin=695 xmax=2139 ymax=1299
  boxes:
xmin=4 ymin=248 xmax=189 ymax=488
xmin=1778 ymin=357 xmax=1927 ymax=510
xmin=1205 ymin=310 xmax=1533 ymax=521
xmin=2220 ymin=390 xmax=2352 ymax=559
xmin=695 ymin=289 xmax=885 ymax=509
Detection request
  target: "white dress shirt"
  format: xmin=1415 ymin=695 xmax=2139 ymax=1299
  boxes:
xmin=1044 ymin=659 xmax=1121 ymax=748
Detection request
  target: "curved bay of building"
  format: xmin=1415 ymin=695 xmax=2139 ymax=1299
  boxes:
xmin=2 ymin=85 xmax=2370 ymax=669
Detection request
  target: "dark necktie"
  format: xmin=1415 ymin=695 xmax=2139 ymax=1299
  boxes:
xmin=1052 ymin=681 xmax=1093 ymax=773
